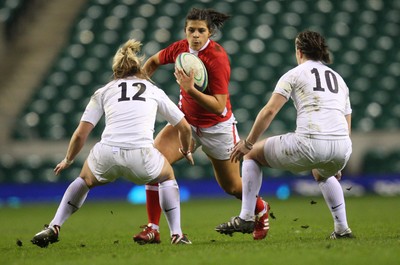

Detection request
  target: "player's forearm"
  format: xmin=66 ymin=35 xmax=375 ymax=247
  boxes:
xmin=143 ymin=53 xmax=160 ymax=77
xmin=64 ymin=122 xmax=93 ymax=161
xmin=246 ymin=93 xmax=286 ymax=143
xmin=187 ymin=91 xmax=226 ymax=115
xmin=247 ymin=107 xmax=275 ymax=144
xmin=65 ymin=133 xmax=86 ymax=161
xmin=175 ymin=119 xmax=192 ymax=152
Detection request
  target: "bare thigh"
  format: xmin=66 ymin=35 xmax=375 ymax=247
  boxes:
xmin=154 ymin=124 xmax=184 ymax=164
xmin=244 ymin=139 xmax=271 ymax=167
xmin=149 ymin=157 xmax=175 ymax=184
xmin=155 ymin=124 xmax=196 ymax=164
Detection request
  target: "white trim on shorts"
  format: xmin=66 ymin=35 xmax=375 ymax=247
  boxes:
xmin=191 ymin=115 xmax=240 ymax=160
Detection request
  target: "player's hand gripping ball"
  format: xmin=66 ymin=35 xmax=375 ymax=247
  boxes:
xmin=175 ymin=52 xmax=208 ymax=92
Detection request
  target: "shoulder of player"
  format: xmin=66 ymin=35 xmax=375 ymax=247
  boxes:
xmin=289 ymin=60 xmax=321 ymax=75
xmin=164 ymin=39 xmax=189 ymax=53
xmin=278 ymin=64 xmax=308 ymax=85
xmin=200 ymin=42 xmax=229 ymax=68
xmin=93 ymin=80 xmax=118 ymax=96
xmin=282 ymin=64 xmax=303 ymax=78
xmin=205 ymin=40 xmax=228 ymax=56
xmin=140 ymin=80 xmax=166 ymax=96
xmin=160 ymin=40 xmax=189 ymax=62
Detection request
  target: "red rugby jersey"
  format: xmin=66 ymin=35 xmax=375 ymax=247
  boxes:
xmin=158 ymin=39 xmax=232 ymax=128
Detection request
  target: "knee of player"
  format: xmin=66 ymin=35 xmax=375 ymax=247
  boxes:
xmin=224 ymin=186 xmax=242 ymax=198
xmin=79 ymin=175 xmax=97 ymax=188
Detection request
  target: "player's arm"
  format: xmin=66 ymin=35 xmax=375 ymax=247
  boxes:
xmin=175 ymin=68 xmax=227 ymax=115
xmin=230 ymin=93 xmax=287 ymax=162
xmin=54 ymin=121 xmax=94 ymax=175
xmin=246 ymin=93 xmax=287 ymax=144
xmin=174 ymin=118 xmax=194 ymax=165
xmin=143 ymin=51 xmax=162 ymax=77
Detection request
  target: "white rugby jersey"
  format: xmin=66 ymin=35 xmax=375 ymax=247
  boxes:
xmin=274 ymin=60 xmax=352 ymax=139
xmin=81 ymin=76 xmax=184 ymax=148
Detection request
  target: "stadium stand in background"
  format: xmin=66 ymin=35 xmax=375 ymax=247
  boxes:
xmin=0 ymin=0 xmax=399 ymax=185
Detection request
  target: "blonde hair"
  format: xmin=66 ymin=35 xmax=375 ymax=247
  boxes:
xmin=112 ymin=39 xmax=146 ymax=79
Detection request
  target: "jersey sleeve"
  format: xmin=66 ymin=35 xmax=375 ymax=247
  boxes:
xmin=158 ymin=41 xmax=187 ymax=65
xmin=273 ymin=71 xmax=294 ymax=100
xmin=80 ymin=89 xmax=104 ymax=127
xmin=156 ymin=88 xmax=185 ymax=126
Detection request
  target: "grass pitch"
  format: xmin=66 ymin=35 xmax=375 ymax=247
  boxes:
xmin=1 ymin=195 xmax=399 ymax=265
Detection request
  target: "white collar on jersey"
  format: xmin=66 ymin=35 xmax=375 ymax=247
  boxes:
xmin=189 ymin=39 xmax=210 ymax=56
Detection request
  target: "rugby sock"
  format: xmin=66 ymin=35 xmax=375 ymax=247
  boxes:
xmin=158 ymin=179 xmax=182 ymax=236
xmin=319 ymin=176 xmax=349 ymax=233
xmin=49 ymin=177 xmax=89 ymax=227
xmin=145 ymin=183 xmax=162 ymax=231
xmin=239 ymin=159 xmax=263 ymax=221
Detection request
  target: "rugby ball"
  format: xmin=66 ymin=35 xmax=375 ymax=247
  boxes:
xmin=175 ymin=52 xmax=208 ymax=92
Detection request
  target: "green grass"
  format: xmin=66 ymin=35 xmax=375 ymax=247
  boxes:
xmin=1 ymin=195 xmax=399 ymax=265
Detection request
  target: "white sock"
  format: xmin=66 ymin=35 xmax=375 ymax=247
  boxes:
xmin=239 ymin=159 xmax=263 ymax=221
xmin=159 ymin=179 xmax=182 ymax=236
xmin=318 ymin=176 xmax=349 ymax=233
xmin=49 ymin=177 xmax=89 ymax=228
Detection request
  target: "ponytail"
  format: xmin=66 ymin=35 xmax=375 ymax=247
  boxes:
xmin=112 ymin=39 xmax=146 ymax=79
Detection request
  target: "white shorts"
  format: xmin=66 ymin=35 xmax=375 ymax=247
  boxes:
xmin=264 ymin=133 xmax=352 ymax=178
xmin=191 ymin=115 xmax=240 ymax=160
xmin=87 ymin=143 xmax=164 ymax=185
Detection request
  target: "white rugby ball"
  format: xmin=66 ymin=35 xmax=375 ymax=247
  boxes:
xmin=175 ymin=52 xmax=208 ymax=92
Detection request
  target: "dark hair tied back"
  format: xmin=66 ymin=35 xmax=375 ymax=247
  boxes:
xmin=296 ymin=30 xmax=331 ymax=64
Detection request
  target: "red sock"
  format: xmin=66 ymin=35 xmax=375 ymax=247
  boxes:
xmin=254 ymin=196 xmax=265 ymax=214
xmin=145 ymin=183 xmax=162 ymax=226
